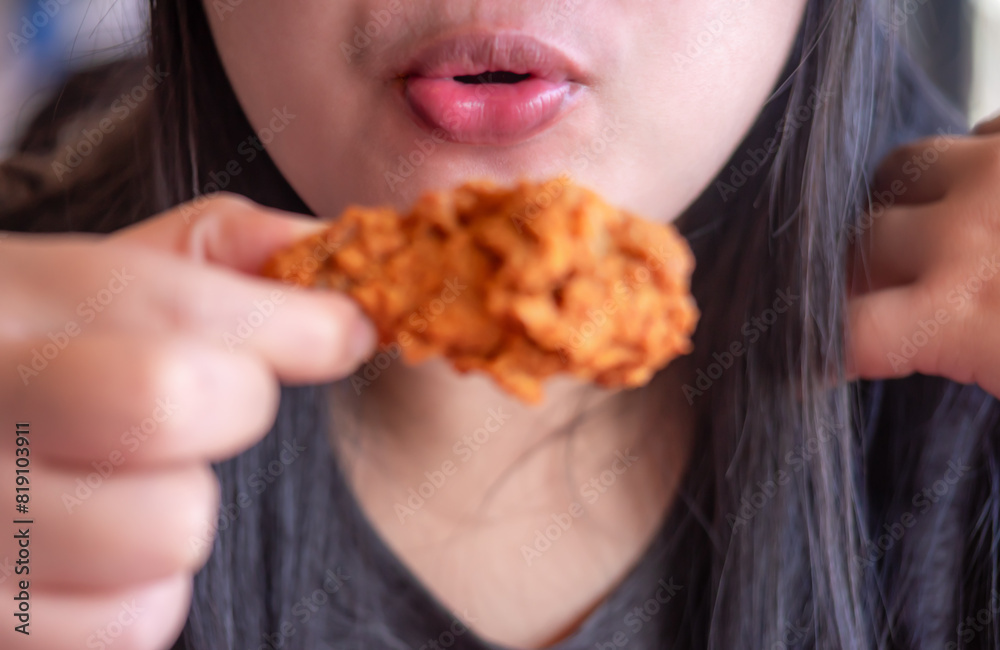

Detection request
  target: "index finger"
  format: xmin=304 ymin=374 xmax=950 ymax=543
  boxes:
xmin=111 ymin=193 xmax=328 ymax=275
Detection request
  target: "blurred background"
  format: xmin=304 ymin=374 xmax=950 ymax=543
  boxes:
xmin=0 ymin=0 xmax=146 ymax=157
xmin=0 ymin=0 xmax=998 ymax=157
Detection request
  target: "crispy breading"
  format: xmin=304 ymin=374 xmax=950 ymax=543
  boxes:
xmin=260 ymin=176 xmax=699 ymax=402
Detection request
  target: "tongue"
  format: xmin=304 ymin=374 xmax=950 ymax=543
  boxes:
xmin=405 ymin=76 xmax=571 ymax=144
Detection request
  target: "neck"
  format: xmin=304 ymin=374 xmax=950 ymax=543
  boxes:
xmin=331 ymin=354 xmax=696 ymax=528
xmin=328 ymin=355 xmax=697 ymax=648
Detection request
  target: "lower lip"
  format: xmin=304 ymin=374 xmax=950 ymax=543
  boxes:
xmin=404 ymin=76 xmax=578 ymax=145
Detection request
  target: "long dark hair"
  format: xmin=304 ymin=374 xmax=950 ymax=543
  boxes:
xmin=2 ymin=0 xmax=998 ymax=648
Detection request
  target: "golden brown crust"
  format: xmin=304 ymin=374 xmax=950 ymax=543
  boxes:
xmin=261 ymin=176 xmax=699 ymax=403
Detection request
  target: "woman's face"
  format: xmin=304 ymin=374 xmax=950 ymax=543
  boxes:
xmin=206 ymin=0 xmax=807 ymax=222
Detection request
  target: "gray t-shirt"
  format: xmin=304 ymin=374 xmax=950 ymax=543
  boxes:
xmin=324 ymin=450 xmax=698 ymax=650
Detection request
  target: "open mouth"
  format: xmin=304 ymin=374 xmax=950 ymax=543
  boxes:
xmin=453 ymin=71 xmax=533 ymax=84
xmin=395 ymin=33 xmax=587 ymax=146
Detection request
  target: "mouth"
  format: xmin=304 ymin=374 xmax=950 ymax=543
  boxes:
xmin=393 ymin=32 xmax=589 ymax=146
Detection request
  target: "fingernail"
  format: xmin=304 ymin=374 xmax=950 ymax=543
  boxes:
xmin=287 ymin=217 xmax=332 ymax=238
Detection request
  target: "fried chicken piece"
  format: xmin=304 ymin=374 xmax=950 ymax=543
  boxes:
xmin=260 ymin=176 xmax=699 ymax=403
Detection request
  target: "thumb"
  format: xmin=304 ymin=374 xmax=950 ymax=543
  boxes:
xmin=110 ymin=193 xmax=328 ymax=275
xmin=972 ymin=110 xmax=1000 ymax=136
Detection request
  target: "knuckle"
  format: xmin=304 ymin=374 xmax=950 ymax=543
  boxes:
xmin=140 ymin=345 xmax=193 ymax=415
xmin=136 ymin=340 xmax=279 ymax=457
xmin=160 ymin=277 xmax=220 ymax=333
xmin=135 ymin=344 xmax=212 ymax=444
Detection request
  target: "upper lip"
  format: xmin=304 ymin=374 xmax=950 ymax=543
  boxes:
xmin=391 ymin=31 xmax=590 ymax=84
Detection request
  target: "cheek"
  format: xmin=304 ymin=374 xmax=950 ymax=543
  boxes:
xmin=609 ymin=0 xmax=807 ymax=219
xmin=205 ymin=4 xmax=364 ymax=175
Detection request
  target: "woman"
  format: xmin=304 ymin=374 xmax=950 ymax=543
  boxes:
xmin=2 ymin=0 xmax=1000 ymax=648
